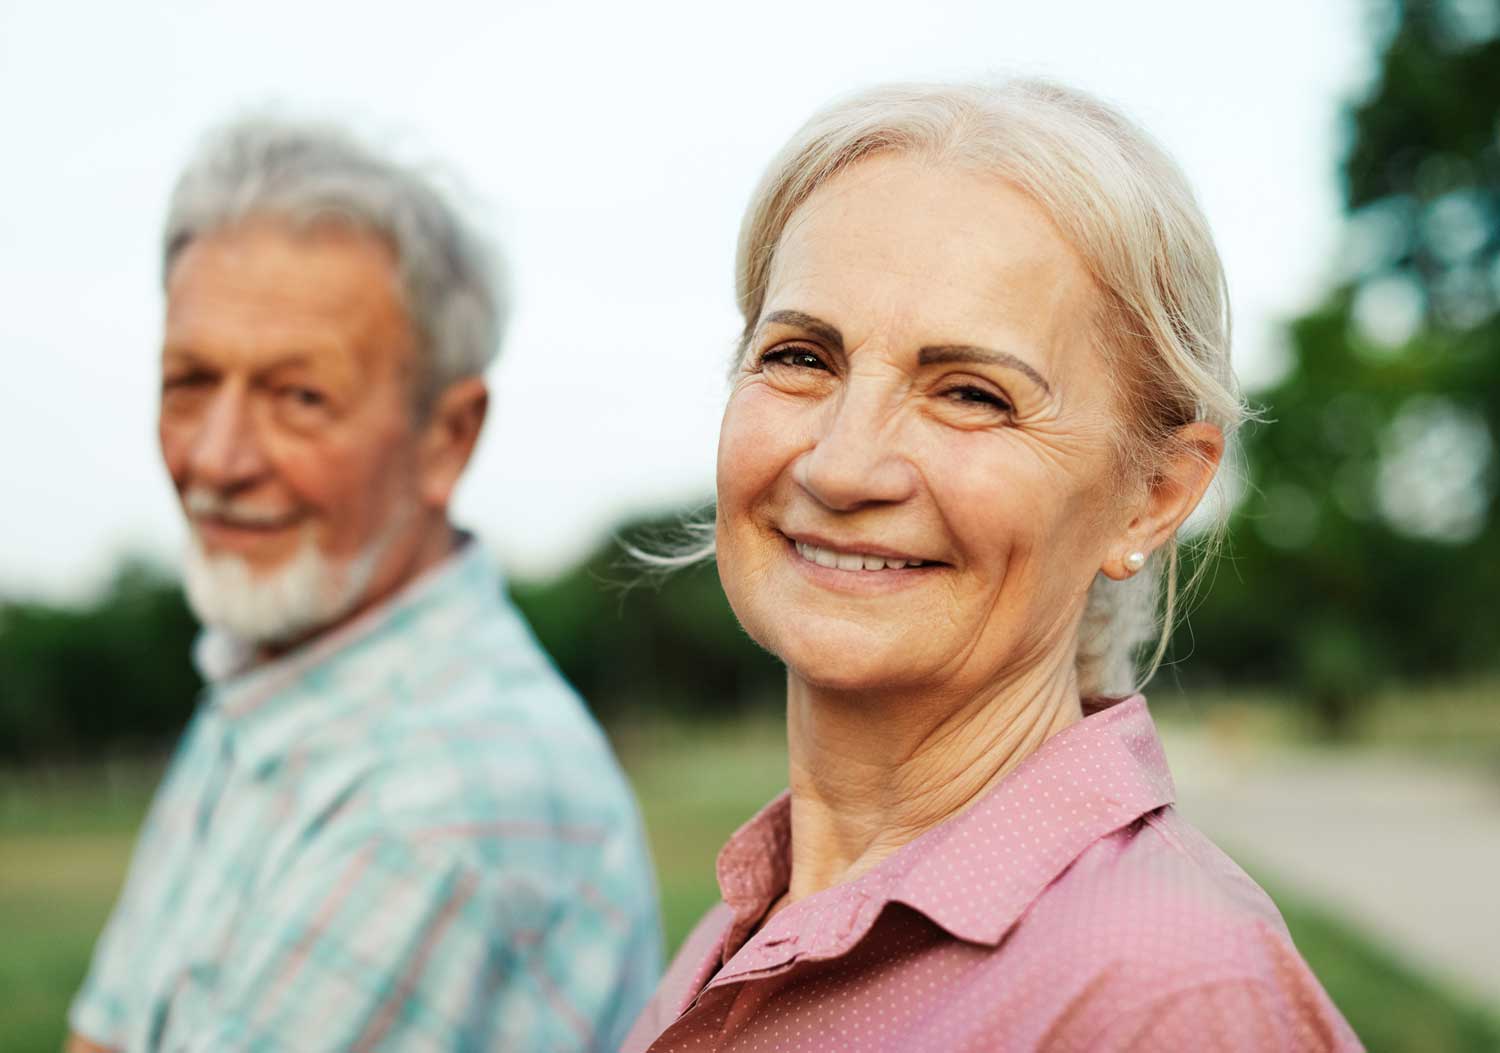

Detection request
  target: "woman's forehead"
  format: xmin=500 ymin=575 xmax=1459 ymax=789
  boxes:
xmin=783 ymin=155 xmax=1082 ymax=265
xmin=763 ymin=156 xmax=1101 ymax=368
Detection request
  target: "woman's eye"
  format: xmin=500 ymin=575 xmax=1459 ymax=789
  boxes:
xmin=761 ymin=347 xmax=829 ymax=372
xmin=945 ymin=386 xmax=1013 ymax=414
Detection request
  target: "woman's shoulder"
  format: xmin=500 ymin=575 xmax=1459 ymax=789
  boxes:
xmin=994 ymin=806 xmax=1361 ymax=1047
xmin=1022 ymin=804 xmax=1293 ymax=970
xmin=1001 ymin=802 xmax=1340 ymax=1013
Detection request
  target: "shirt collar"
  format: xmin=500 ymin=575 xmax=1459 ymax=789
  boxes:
xmin=193 ymin=535 xmax=503 ymax=767
xmin=714 ymin=695 xmax=1175 ymax=967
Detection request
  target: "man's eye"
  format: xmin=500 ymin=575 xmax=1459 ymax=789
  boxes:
xmin=163 ymin=373 xmax=212 ymax=390
xmin=281 ymin=387 xmax=326 ymax=407
xmin=761 ymin=347 xmax=829 ymax=371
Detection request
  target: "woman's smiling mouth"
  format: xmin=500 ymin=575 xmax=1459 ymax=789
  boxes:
xmin=794 ymin=540 xmax=927 ymax=571
xmin=782 ymin=532 xmax=944 ymax=587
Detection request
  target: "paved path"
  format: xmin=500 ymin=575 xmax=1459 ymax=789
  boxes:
xmin=1159 ymin=725 xmax=1500 ymax=1010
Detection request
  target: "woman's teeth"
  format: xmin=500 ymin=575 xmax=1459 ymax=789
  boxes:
xmin=794 ymin=541 xmax=925 ymax=571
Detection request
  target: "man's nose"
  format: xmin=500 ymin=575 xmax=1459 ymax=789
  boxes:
xmin=793 ymin=383 xmax=918 ymax=512
xmin=185 ymin=382 xmax=269 ymax=490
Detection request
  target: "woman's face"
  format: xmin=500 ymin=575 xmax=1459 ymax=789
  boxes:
xmin=716 ymin=154 xmax=1137 ymax=699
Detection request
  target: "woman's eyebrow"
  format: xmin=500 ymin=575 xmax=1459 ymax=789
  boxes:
xmin=918 ymin=344 xmax=1052 ymax=395
xmin=758 ymin=313 xmax=1053 ymax=395
xmin=761 ymin=309 xmax=845 ymax=353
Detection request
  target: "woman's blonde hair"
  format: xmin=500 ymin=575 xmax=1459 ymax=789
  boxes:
xmin=650 ymin=78 xmax=1248 ymax=697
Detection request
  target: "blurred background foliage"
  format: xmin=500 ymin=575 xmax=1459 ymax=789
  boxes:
xmin=7 ymin=0 xmax=1499 ymax=757
xmin=3 ymin=2 xmax=1499 ymax=1050
xmin=1176 ymin=0 xmax=1500 ymax=736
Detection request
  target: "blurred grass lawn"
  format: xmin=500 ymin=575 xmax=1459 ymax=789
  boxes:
xmin=3 ymin=715 xmax=1497 ymax=1053
xmin=1150 ymin=678 xmax=1500 ymax=767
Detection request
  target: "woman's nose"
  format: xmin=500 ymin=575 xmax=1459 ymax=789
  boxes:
xmin=792 ymin=385 xmax=918 ymax=512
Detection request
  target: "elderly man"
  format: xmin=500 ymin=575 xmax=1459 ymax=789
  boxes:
xmin=67 ymin=119 xmax=661 ymax=1052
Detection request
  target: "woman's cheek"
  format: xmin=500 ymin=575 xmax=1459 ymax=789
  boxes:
xmin=718 ymin=385 xmax=804 ymax=495
xmin=934 ymin=444 xmax=1060 ymax=585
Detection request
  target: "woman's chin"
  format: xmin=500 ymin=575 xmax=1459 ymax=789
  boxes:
xmin=759 ymin=621 xmax=931 ymax=696
xmin=791 ymin=663 xmax=909 ymax=696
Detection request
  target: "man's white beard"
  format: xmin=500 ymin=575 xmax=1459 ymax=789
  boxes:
xmin=182 ymin=524 xmax=386 ymax=646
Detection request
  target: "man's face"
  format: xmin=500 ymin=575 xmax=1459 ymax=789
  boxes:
xmin=159 ymin=217 xmax=427 ymax=641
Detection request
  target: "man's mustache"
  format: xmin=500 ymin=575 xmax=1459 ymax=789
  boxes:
xmin=184 ymin=489 xmax=303 ymax=529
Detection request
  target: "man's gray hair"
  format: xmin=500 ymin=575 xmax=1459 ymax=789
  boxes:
xmin=163 ymin=116 xmax=505 ymax=408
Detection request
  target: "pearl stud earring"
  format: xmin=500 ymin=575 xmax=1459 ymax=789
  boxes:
xmin=1125 ymin=551 xmax=1147 ymax=572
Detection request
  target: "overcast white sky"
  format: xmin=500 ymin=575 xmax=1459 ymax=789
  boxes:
xmin=0 ymin=0 xmax=1373 ymax=599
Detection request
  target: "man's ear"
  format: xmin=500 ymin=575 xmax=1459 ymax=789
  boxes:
xmin=417 ymin=377 xmax=489 ymax=511
xmin=1099 ymin=422 xmax=1225 ymax=581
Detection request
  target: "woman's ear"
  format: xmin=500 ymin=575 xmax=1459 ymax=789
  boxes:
xmin=1100 ymin=421 xmax=1225 ymax=581
xmin=417 ymin=377 xmax=489 ymax=511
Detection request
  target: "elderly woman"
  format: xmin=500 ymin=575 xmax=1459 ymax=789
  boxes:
xmin=625 ymin=81 xmax=1360 ymax=1052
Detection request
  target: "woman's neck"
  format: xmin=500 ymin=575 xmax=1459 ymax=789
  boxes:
xmin=782 ymin=657 xmax=1083 ymax=905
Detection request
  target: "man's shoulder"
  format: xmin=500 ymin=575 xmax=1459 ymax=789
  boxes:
xmin=353 ymin=704 xmax=632 ymax=836
xmin=267 ymin=693 xmax=649 ymax=908
xmin=335 ymin=638 xmax=633 ymax=840
xmin=266 ymin=580 xmax=648 ymax=883
xmin=323 ymin=578 xmax=604 ymax=756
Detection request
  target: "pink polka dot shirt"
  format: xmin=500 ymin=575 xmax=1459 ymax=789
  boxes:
xmin=624 ymin=696 xmax=1362 ymax=1052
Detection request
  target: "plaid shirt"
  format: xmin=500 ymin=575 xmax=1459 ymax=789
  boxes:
xmin=69 ymin=538 xmax=661 ymax=1052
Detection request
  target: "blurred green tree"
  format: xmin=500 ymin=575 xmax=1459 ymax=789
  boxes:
xmin=6 ymin=0 xmax=1498 ymax=759
xmin=1177 ymin=0 xmax=1500 ymax=733
xmin=510 ymin=517 xmax=783 ymax=725
xmin=0 ymin=560 xmax=201 ymax=762
xmin=0 ymin=517 xmax=779 ymax=762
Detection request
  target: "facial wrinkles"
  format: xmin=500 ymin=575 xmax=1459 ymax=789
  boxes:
xmin=943 ymin=443 xmax=1101 ymax=675
xmin=777 ymin=168 xmax=1083 ymax=354
xmin=168 ymin=224 xmax=412 ymax=396
xmin=898 ymin=642 xmax=1076 ymax=771
xmin=824 ymin=343 xmax=914 ymax=449
xmin=721 ymin=453 xmax=782 ymax=594
xmin=776 ymin=344 xmax=945 ymax=567
xmin=789 ymin=429 xmax=976 ymax=697
xmin=901 ymin=399 xmax=1111 ymax=699
xmin=164 ymin=223 xmax=424 ymax=586
xmin=759 ymin=304 xmax=1101 ymax=651
xmin=744 ymin=159 xmax=1127 ymax=690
